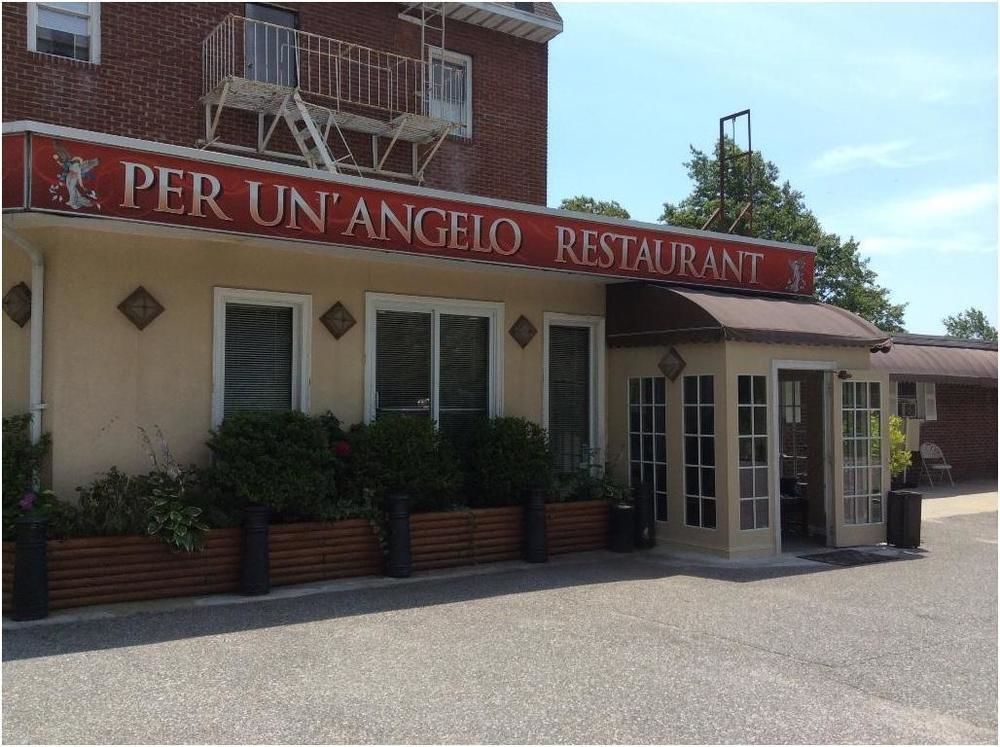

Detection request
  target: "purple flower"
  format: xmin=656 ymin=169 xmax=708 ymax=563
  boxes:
xmin=18 ymin=492 xmax=37 ymax=511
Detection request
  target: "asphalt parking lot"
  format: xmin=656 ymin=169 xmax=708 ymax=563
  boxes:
xmin=3 ymin=489 xmax=997 ymax=744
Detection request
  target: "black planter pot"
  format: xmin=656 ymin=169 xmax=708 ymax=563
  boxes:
xmin=608 ymin=503 xmax=635 ymax=553
xmin=523 ymin=487 xmax=548 ymax=563
xmin=240 ymin=505 xmax=271 ymax=596
xmin=632 ymin=482 xmax=656 ymax=549
xmin=384 ymin=492 xmax=412 ymax=578
xmin=13 ymin=514 xmax=48 ymax=621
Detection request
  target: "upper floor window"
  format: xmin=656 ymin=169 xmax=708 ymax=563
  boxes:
xmin=428 ymin=49 xmax=472 ymax=138
xmin=244 ymin=3 xmax=298 ymax=87
xmin=28 ymin=2 xmax=100 ymax=63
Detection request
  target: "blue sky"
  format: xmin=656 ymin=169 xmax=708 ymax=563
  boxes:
xmin=546 ymin=2 xmax=998 ymax=333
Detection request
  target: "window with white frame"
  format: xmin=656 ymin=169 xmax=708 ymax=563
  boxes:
xmin=683 ymin=374 xmax=716 ymax=529
xmin=843 ymin=380 xmax=884 ymax=525
xmin=212 ymin=288 xmax=311 ymax=426
xmin=895 ymin=380 xmax=936 ymax=421
xmin=738 ymin=375 xmax=769 ymax=530
xmin=780 ymin=379 xmax=807 ymax=480
xmin=428 ymin=49 xmax=472 ymax=137
xmin=28 ymin=2 xmax=100 ymax=63
xmin=366 ymin=294 xmax=501 ymax=446
xmin=628 ymin=377 xmax=667 ymax=521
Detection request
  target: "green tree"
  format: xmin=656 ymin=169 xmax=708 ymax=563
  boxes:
xmin=559 ymin=195 xmax=631 ymax=219
xmin=660 ymin=140 xmax=907 ymax=332
xmin=942 ymin=307 xmax=998 ymax=341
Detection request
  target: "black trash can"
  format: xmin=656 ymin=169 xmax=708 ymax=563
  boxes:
xmin=608 ymin=503 xmax=635 ymax=553
xmin=887 ymin=489 xmax=922 ymax=548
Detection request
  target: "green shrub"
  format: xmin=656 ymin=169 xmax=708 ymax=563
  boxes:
xmin=3 ymin=414 xmax=50 ymax=504
xmin=205 ymin=411 xmax=337 ymax=518
xmin=355 ymin=415 xmax=459 ymax=512
xmin=555 ymin=449 xmax=629 ymax=504
xmin=889 ymin=414 xmax=912 ymax=477
xmin=464 ymin=417 xmax=553 ymax=507
xmin=75 ymin=467 xmax=150 ymax=536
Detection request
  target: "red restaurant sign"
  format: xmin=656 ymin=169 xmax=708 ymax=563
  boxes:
xmin=6 ymin=130 xmax=815 ymax=295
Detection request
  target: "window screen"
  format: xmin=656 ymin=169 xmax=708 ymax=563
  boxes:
xmin=373 ymin=305 xmax=492 ymax=446
xmin=223 ymin=303 xmax=294 ymax=418
xmin=549 ymin=325 xmax=591 ymax=474
xmin=35 ymin=2 xmax=93 ymax=61
xmin=375 ymin=310 xmax=432 ymax=418
xmin=683 ymin=374 xmax=716 ymax=528
xmin=629 ymin=377 xmax=668 ymax=521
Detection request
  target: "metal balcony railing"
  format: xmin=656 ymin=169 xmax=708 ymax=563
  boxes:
xmin=202 ymin=14 xmax=467 ymax=125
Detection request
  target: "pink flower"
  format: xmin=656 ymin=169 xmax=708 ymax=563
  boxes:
xmin=18 ymin=492 xmax=37 ymax=511
xmin=333 ymin=440 xmax=352 ymax=458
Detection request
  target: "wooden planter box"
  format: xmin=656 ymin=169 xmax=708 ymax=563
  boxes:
xmin=545 ymin=500 xmax=609 ymax=555
xmin=1 ymin=499 xmax=609 ymax=613
xmin=410 ymin=505 xmax=524 ymax=571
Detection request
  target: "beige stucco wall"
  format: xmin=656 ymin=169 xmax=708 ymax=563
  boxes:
xmin=2 ymin=243 xmax=31 ymax=415
xmin=606 ymin=342 xmax=733 ymax=555
xmin=4 ymin=220 xmax=605 ymax=497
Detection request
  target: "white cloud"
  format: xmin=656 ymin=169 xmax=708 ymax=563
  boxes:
xmin=881 ymin=183 xmax=998 ymax=225
xmin=810 ymin=140 xmax=945 ymax=174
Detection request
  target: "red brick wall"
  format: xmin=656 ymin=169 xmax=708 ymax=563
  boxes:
xmin=914 ymin=383 xmax=998 ymax=482
xmin=1 ymin=3 xmax=549 ymax=204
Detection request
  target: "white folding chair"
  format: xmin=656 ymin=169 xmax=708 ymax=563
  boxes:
xmin=919 ymin=442 xmax=955 ymax=487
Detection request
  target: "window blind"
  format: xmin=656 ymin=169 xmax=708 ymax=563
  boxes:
xmin=375 ymin=310 xmax=432 ymax=418
xmin=548 ymin=325 xmax=591 ymax=473
xmin=223 ymin=303 xmax=294 ymax=419
xmin=439 ymin=314 xmax=489 ymax=444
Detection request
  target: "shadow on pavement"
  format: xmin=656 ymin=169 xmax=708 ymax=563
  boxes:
xmin=2 ymin=548 xmax=916 ymax=663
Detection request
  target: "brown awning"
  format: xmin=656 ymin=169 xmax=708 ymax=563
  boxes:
xmin=870 ymin=335 xmax=998 ymax=385
xmin=606 ymin=283 xmax=891 ymax=349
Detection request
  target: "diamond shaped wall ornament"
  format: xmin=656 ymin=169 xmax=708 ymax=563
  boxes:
xmin=658 ymin=347 xmax=686 ymax=381
xmin=320 ymin=301 xmax=356 ymax=339
xmin=118 ymin=286 xmax=164 ymax=330
xmin=3 ymin=282 xmax=32 ymax=327
xmin=508 ymin=315 xmax=537 ymax=348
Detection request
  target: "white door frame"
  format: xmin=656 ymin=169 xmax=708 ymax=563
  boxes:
xmin=769 ymin=359 xmax=837 ymax=555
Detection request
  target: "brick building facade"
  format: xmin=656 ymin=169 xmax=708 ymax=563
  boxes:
xmin=913 ymin=384 xmax=998 ymax=482
xmin=1 ymin=2 xmax=555 ymax=203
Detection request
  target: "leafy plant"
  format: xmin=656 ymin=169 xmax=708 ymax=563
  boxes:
xmin=75 ymin=466 xmax=150 ymax=536
xmin=888 ymin=414 xmax=912 ymax=477
xmin=464 ymin=417 xmax=553 ymax=507
xmin=556 ymin=449 xmax=630 ymax=505
xmin=3 ymin=488 xmax=81 ymax=541
xmin=3 ymin=414 xmax=50 ymax=503
xmin=354 ymin=415 xmax=459 ymax=512
xmin=205 ymin=411 xmax=337 ymax=517
xmin=138 ymin=426 xmax=211 ymax=551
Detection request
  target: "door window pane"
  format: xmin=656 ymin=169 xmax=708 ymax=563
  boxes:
xmin=738 ymin=375 xmax=769 ymax=530
xmin=628 ymin=376 xmax=668 ymax=521
xmin=842 ymin=379 xmax=884 ymax=525
xmin=438 ymin=314 xmax=489 ymax=445
xmin=375 ymin=310 xmax=432 ymax=418
xmin=683 ymin=374 xmax=716 ymax=529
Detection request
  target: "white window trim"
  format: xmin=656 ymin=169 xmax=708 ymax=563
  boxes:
xmin=27 ymin=2 xmax=101 ymax=64
xmin=428 ymin=48 xmax=473 ymax=138
xmin=542 ymin=312 xmax=606 ymax=465
xmin=363 ymin=292 xmax=504 ymax=424
xmin=212 ymin=287 xmax=312 ymax=427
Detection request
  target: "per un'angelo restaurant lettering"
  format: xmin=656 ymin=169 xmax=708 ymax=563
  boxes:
xmin=3 ymin=122 xmax=894 ymax=559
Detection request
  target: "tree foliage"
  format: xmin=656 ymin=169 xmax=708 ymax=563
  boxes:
xmin=559 ymin=195 xmax=631 ymax=219
xmin=942 ymin=307 xmax=998 ymax=341
xmin=660 ymin=140 xmax=907 ymax=332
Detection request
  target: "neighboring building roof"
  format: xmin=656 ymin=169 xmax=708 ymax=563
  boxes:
xmin=606 ymin=283 xmax=892 ymax=349
xmin=447 ymin=2 xmax=563 ymax=42
xmin=870 ymin=333 xmax=998 ymax=385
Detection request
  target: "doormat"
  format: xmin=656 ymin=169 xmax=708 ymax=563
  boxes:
xmin=798 ymin=549 xmax=897 ymax=567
